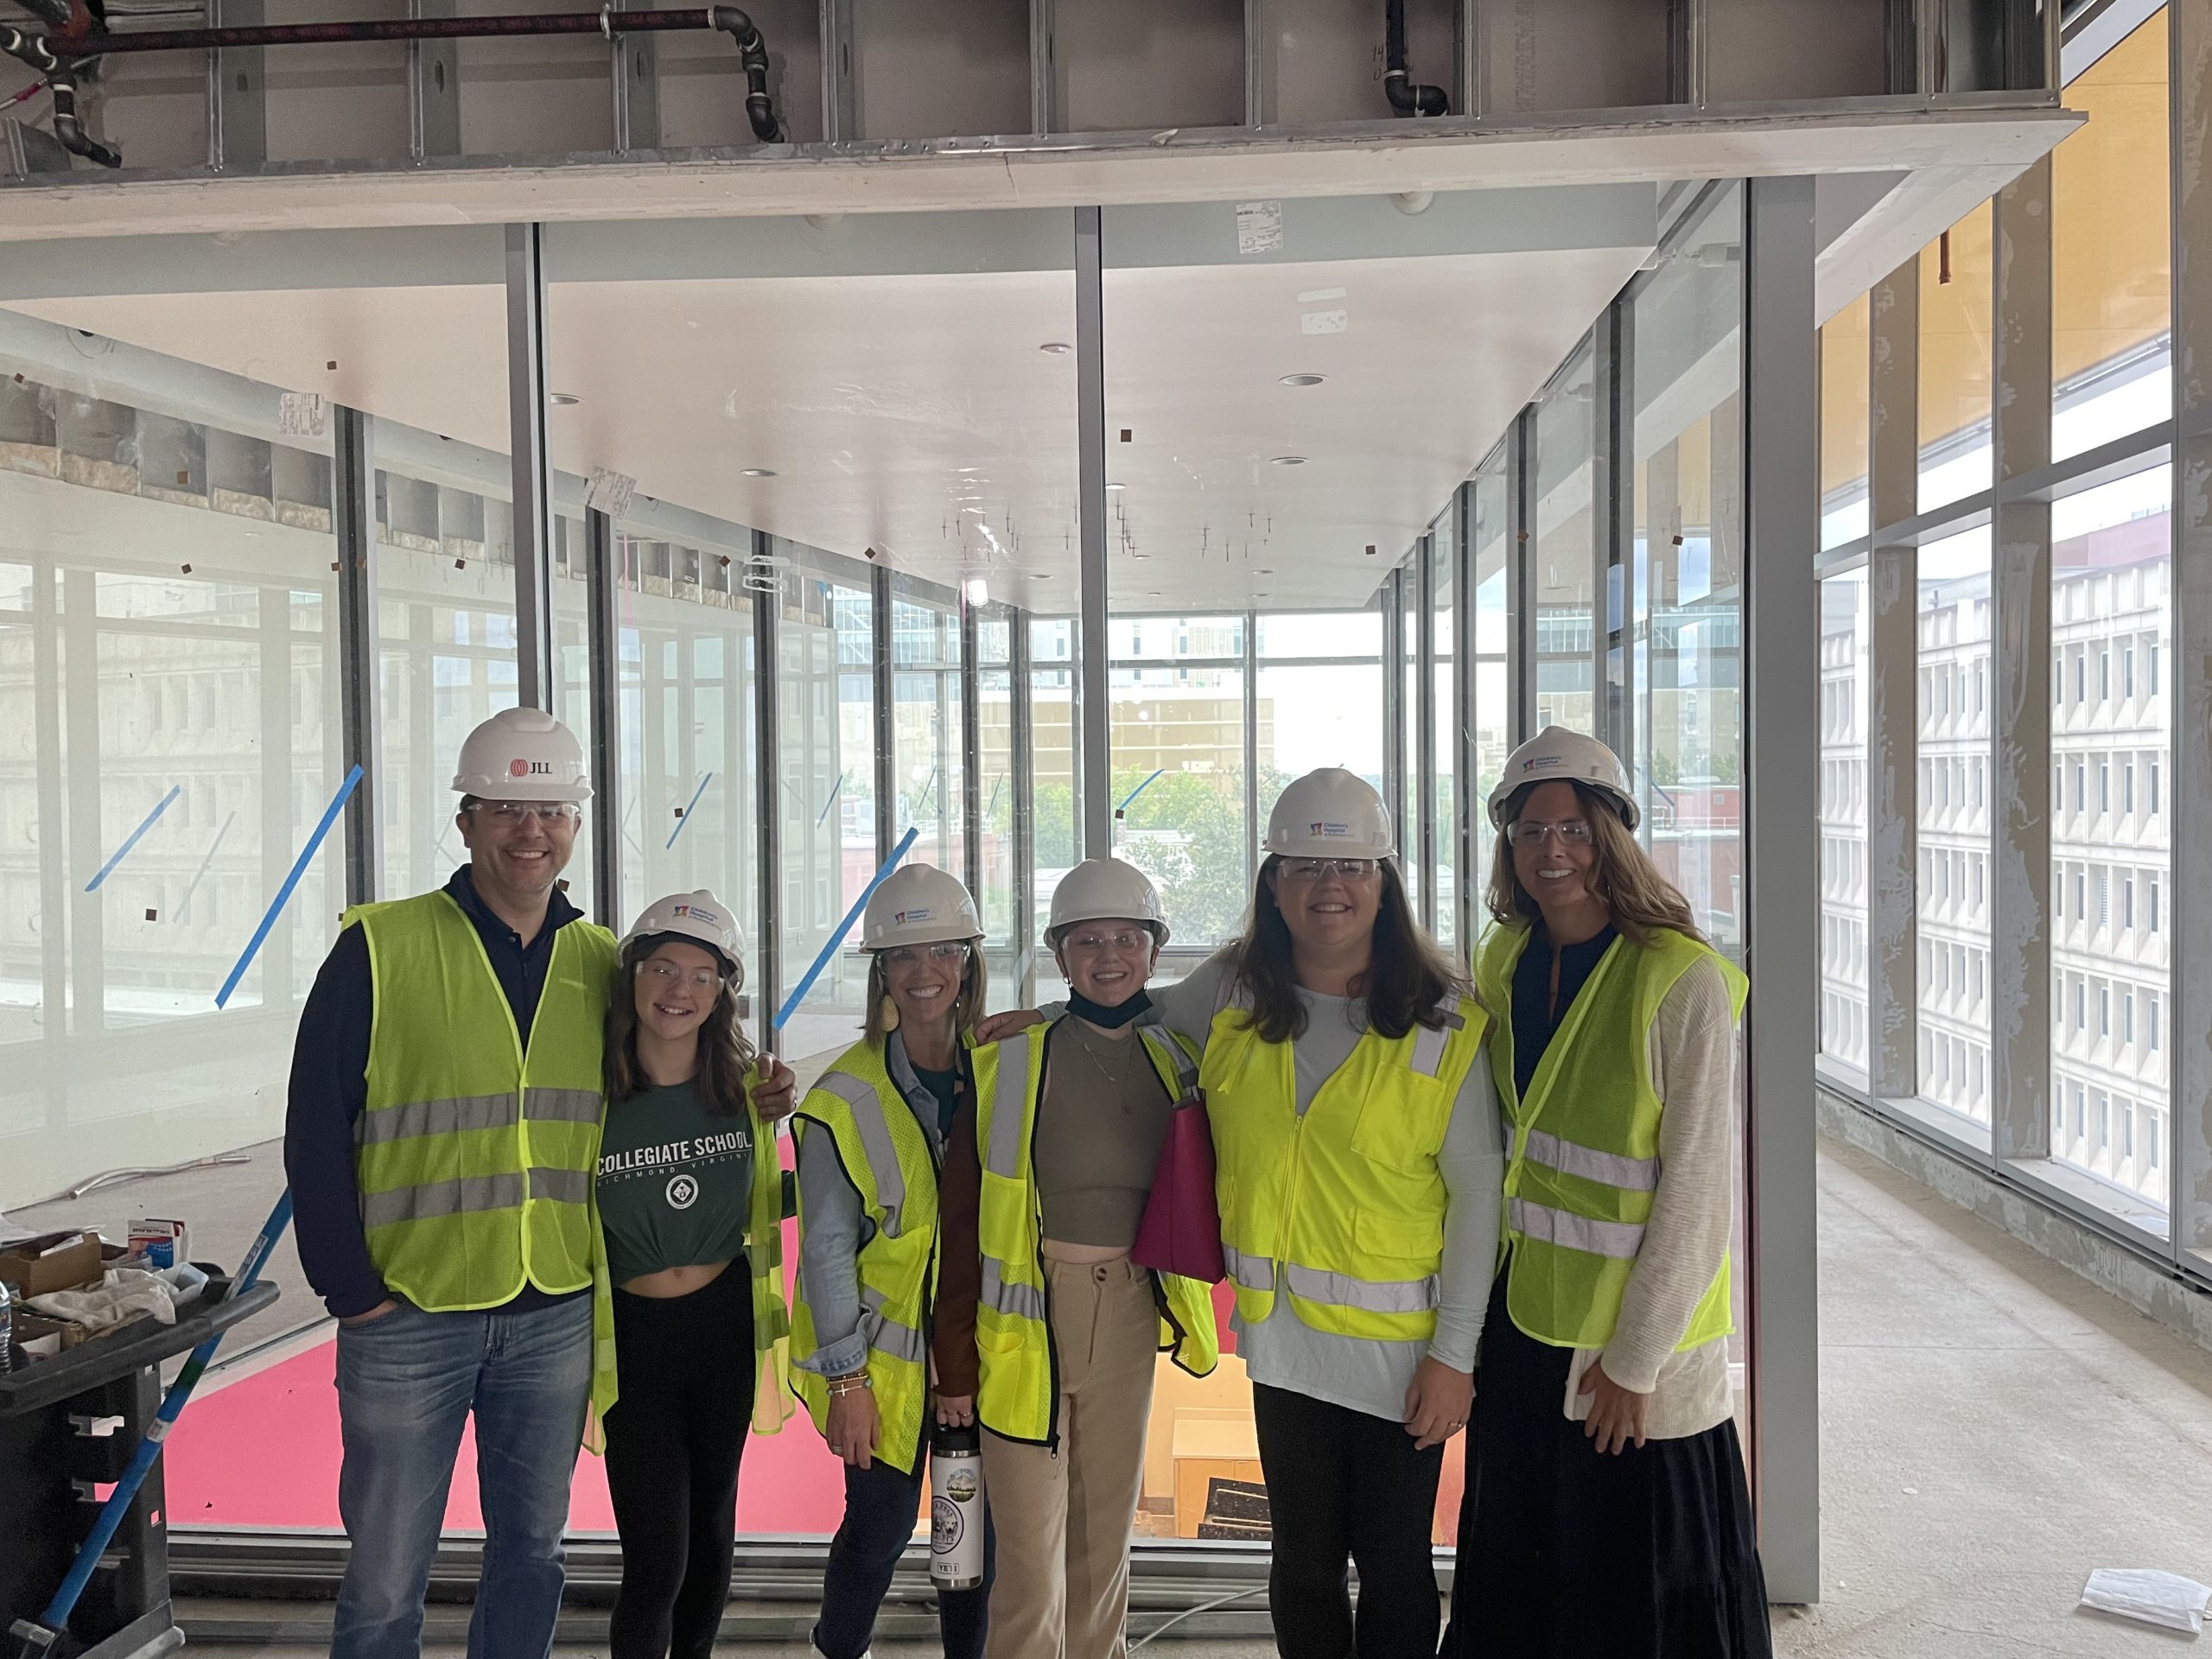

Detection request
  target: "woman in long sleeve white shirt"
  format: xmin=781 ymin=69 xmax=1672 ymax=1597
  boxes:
xmin=1440 ymin=728 xmax=1770 ymax=1659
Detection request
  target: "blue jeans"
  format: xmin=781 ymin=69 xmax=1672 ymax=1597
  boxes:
xmin=332 ymin=1294 xmax=593 ymax=1659
xmin=812 ymin=1452 xmax=994 ymax=1659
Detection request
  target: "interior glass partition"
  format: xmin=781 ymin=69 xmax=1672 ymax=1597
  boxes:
xmin=974 ymin=605 xmax=1025 ymax=1002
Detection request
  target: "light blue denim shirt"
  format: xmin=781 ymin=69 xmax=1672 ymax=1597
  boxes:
xmin=792 ymin=1031 xmax=955 ymax=1377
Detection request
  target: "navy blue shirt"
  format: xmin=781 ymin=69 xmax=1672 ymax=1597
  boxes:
xmin=282 ymin=866 xmax=591 ymax=1320
xmin=1509 ymin=921 xmax=1621 ymax=1102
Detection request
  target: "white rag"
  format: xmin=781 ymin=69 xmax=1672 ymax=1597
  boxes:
xmin=26 ymin=1267 xmax=180 ymax=1336
xmin=2080 ymin=1567 xmax=2212 ymax=1635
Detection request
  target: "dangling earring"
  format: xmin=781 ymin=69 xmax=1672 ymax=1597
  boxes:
xmin=879 ymin=995 xmax=900 ymax=1032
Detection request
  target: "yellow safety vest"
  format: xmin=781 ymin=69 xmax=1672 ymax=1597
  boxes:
xmin=1474 ymin=923 xmax=1748 ymax=1352
xmin=971 ymin=1019 xmax=1221 ymax=1446
xmin=1204 ymin=988 xmax=1488 ymax=1343
xmin=349 ymin=890 xmax=614 ymax=1311
xmin=585 ymin=1084 xmax=795 ymax=1449
xmin=790 ymin=1033 xmax=997 ymax=1477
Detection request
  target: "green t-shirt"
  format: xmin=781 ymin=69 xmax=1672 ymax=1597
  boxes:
xmin=594 ymin=1078 xmax=754 ymax=1285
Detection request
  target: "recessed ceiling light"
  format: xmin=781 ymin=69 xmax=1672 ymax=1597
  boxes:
xmin=1257 ymin=568 xmax=1274 ymax=575
xmin=1270 ymin=455 xmax=1307 ymax=467
xmin=549 ymin=392 xmax=582 ymax=406
xmin=1281 ymin=373 xmax=1326 ymax=387
xmin=1106 ymin=481 xmax=1127 ymax=491
xmin=1039 ymin=342 xmax=1073 ymax=355
xmin=1036 ymin=572 xmax=1054 ymax=579
xmin=742 ymin=467 xmax=777 ymax=479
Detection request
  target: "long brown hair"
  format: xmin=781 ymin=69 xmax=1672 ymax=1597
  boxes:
xmin=604 ymin=935 xmax=756 ymax=1115
xmin=861 ymin=944 xmax=989 ymax=1046
xmin=1226 ymin=855 xmax=1469 ymax=1044
xmin=1484 ymin=779 xmax=1708 ymax=947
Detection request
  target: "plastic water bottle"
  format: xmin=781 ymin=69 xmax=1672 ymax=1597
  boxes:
xmin=0 ymin=1277 xmax=13 ymax=1376
xmin=929 ymin=1421 xmax=984 ymax=1591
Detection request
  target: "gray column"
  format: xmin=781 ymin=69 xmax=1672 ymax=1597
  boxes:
xmin=1743 ymin=173 xmax=1821 ymax=1606
xmin=1990 ymin=155 xmax=2054 ymax=1163
xmin=2171 ymin=0 xmax=2212 ymax=1257
xmin=1867 ymin=254 xmax=1922 ymax=1100
xmin=586 ymin=510 xmax=622 ymax=928
xmin=505 ymin=223 xmax=555 ymax=711
xmin=1076 ymin=206 xmax=1113 ymax=861
xmin=752 ymin=531 xmax=783 ymax=1052
xmin=334 ymin=405 xmax=383 ymax=908
xmin=872 ymin=563 xmax=897 ymax=864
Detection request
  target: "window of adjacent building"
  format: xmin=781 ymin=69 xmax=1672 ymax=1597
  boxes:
xmin=2053 ymin=7 xmax=2172 ymax=461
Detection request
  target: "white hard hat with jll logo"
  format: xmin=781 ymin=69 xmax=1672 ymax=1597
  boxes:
xmin=452 ymin=707 xmax=592 ymax=804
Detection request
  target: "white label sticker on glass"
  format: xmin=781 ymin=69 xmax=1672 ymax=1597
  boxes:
xmin=1236 ymin=200 xmax=1284 ymax=256
xmin=587 ymin=467 xmax=638 ymax=519
xmin=278 ymin=392 xmax=328 ymax=437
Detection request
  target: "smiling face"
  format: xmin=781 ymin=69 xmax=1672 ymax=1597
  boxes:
xmin=632 ymin=939 xmax=726 ymax=1046
xmin=879 ymin=938 xmax=971 ymax=1037
xmin=1268 ymin=855 xmax=1382 ymax=960
xmin=1053 ymin=918 xmax=1160 ymax=1007
xmin=1510 ymin=779 xmax=1601 ymax=919
xmin=456 ymin=798 xmax=578 ymax=912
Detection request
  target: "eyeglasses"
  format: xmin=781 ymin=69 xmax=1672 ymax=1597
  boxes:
xmin=1278 ymin=857 xmax=1378 ymax=882
xmin=471 ymin=800 xmax=582 ymax=826
xmin=1506 ymin=818 xmax=1594 ymax=846
xmin=639 ymin=960 xmax=724 ymax=992
xmin=1061 ymin=928 xmax=1152 ymax=954
xmin=881 ymin=942 xmax=970 ymax=969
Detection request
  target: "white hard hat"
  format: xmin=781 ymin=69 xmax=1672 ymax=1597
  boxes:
xmin=452 ymin=707 xmax=592 ymax=804
xmin=861 ymin=863 xmax=982 ymax=951
xmin=1489 ymin=725 xmax=1638 ymax=830
xmin=623 ymin=889 xmax=745 ymax=982
xmin=1262 ymin=767 xmax=1394 ymax=860
xmin=1048 ymin=857 xmax=1169 ymax=947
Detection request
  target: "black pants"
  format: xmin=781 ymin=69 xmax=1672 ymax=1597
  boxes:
xmin=1440 ymin=1274 xmax=1772 ymax=1659
xmin=1251 ymin=1382 xmax=1446 ymax=1659
xmin=601 ymin=1265 xmax=756 ymax=1659
xmin=812 ymin=1442 xmax=994 ymax=1659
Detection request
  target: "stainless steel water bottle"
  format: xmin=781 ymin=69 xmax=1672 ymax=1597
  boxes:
xmin=929 ymin=1421 xmax=984 ymax=1591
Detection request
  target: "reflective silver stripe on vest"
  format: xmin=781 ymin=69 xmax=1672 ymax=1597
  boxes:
xmin=986 ymin=1031 xmax=1034 ymax=1179
xmin=528 ymin=1166 xmax=594 ymax=1205
xmin=360 ymin=1172 xmax=524 ymax=1230
xmin=1139 ymin=1024 xmax=1198 ymax=1096
xmin=1221 ymin=1243 xmax=1275 ymax=1294
xmin=1522 ymin=1129 xmax=1662 ymax=1192
xmin=524 ymin=1087 xmax=603 ymax=1126
xmin=358 ymin=1093 xmax=518 ymax=1147
xmin=979 ymin=1256 xmax=1049 ymax=1323
xmin=857 ymin=1285 xmax=929 ymax=1365
xmin=815 ymin=1071 xmax=910 ymax=1236
xmin=1509 ymin=1197 xmax=1647 ymax=1261
xmin=1282 ymin=1260 xmax=1438 ymax=1315
xmin=1408 ymin=995 xmax=1465 ymax=1078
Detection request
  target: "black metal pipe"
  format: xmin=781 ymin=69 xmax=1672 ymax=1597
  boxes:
xmin=7 ymin=0 xmax=90 ymax=32
xmin=1382 ymin=0 xmax=1447 ymax=117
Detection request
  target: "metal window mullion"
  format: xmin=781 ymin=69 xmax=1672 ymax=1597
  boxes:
xmin=872 ymin=563 xmax=895 ymax=866
xmin=1867 ymin=251 xmax=1922 ymax=1102
xmin=504 ymin=222 xmax=555 ymax=711
xmin=208 ymin=0 xmax=267 ymax=169
xmin=1508 ymin=410 xmax=1535 ymax=745
xmin=1415 ymin=537 xmax=1439 ymax=931
xmin=334 ymin=405 xmax=383 ymax=907
xmin=1009 ymin=607 xmax=1037 ymax=1005
xmin=1598 ymin=299 xmax=1637 ymax=767
xmin=1380 ymin=570 xmax=1405 ymax=844
xmin=961 ymin=597 xmax=983 ymax=910
xmin=1453 ymin=482 xmax=1478 ymax=950
xmin=583 ymin=513 xmax=620 ymax=924
xmin=1077 ymin=206 xmax=1113 ymax=862
xmin=1243 ymin=607 xmax=1259 ymax=894
xmin=2170 ymin=0 xmax=2212 ymax=1262
xmin=1990 ymin=155 xmax=2054 ymax=1166
xmin=1742 ymin=172 xmax=1821 ymax=1609
xmin=752 ymin=531 xmax=782 ymax=1052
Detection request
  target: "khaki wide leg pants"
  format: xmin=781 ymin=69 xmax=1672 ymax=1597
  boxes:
xmin=979 ymin=1255 xmax=1160 ymax=1659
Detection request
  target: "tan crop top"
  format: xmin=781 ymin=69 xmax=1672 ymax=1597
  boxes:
xmin=1033 ymin=1016 xmax=1174 ymax=1249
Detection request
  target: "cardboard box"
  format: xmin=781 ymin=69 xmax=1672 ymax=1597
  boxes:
xmin=0 ymin=1231 xmax=104 ymax=1298
xmin=10 ymin=1309 xmax=89 ymax=1357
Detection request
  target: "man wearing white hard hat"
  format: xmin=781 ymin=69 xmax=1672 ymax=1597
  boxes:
xmin=285 ymin=706 xmax=617 ymax=1659
xmin=789 ymin=863 xmax=996 ymax=1659
xmin=594 ymin=891 xmax=797 ymax=1659
xmin=932 ymin=857 xmax=1218 ymax=1659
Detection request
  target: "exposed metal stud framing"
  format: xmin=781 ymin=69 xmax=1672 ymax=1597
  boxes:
xmin=504 ymin=222 xmax=556 ymax=710
xmin=408 ymin=0 xmax=461 ymax=162
xmin=1668 ymin=0 xmax=1707 ymax=110
xmin=1743 ymin=170 xmax=1821 ymax=1608
xmin=2172 ymin=0 xmax=2212 ymax=1263
xmin=1008 ymin=606 xmax=1038 ymax=1006
xmin=585 ymin=508 xmax=623 ymax=927
xmin=751 ymin=530 xmax=783 ymax=1050
xmin=1243 ymin=0 xmax=1275 ymax=126
xmin=208 ymin=0 xmax=267 ymax=170
xmin=871 ymin=562 xmax=896 ymax=863
xmin=1452 ymin=481 xmax=1478 ymax=951
xmin=1455 ymin=0 xmax=1481 ymax=120
xmin=821 ymin=0 xmax=857 ymax=143
xmin=1865 ymin=253 xmax=1921 ymax=1100
xmin=961 ymin=598 xmax=984 ymax=907
xmin=1076 ymin=205 xmax=1112 ymax=862
xmin=1593 ymin=299 xmax=1634 ymax=763
xmin=1988 ymin=155 xmax=2053 ymax=1164
xmin=333 ymin=405 xmax=382 ymax=908
xmin=611 ymin=0 xmax=663 ymax=152
xmin=1032 ymin=0 xmax=1059 ymax=134
xmin=1415 ymin=537 xmax=1439 ymax=932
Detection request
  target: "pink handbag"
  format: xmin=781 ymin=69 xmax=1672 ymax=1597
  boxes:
xmin=1132 ymin=1090 xmax=1226 ymax=1284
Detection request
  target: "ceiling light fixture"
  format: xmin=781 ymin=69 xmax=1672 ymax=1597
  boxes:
xmin=1039 ymin=342 xmax=1073 ymax=355
xmin=1106 ymin=481 xmax=1127 ymax=491
xmin=742 ymin=467 xmax=778 ymax=479
xmin=1280 ymin=373 xmax=1326 ymax=387
xmin=964 ymin=577 xmax=989 ymax=605
xmin=549 ymin=392 xmax=582 ymax=406
xmin=1270 ymin=455 xmax=1307 ymax=467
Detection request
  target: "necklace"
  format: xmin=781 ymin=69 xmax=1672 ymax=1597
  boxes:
xmin=1065 ymin=1019 xmax=1143 ymax=1100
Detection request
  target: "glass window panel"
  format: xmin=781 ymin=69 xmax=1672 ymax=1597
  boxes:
xmin=2053 ymin=9 xmax=2172 ymax=460
xmin=1819 ymin=570 xmax=1871 ymax=1074
xmin=1821 ymin=291 xmax=1871 ymax=547
xmin=2050 ymin=465 xmax=2170 ymax=1214
xmin=1471 ymin=471 xmax=1512 ymax=890
xmin=1402 ymin=563 xmax=1423 ymax=921
xmin=1431 ymin=523 xmax=1457 ymax=947
xmin=891 ymin=574 xmax=965 ymax=880
xmin=1916 ymin=525 xmax=1993 ymax=1123
xmin=1535 ymin=340 xmax=1597 ymax=734
xmin=1918 ymin=202 xmax=1994 ymax=513
xmin=975 ymin=607 xmax=1023 ymax=1002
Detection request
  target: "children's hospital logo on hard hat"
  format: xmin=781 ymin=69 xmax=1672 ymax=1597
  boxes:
xmin=671 ymin=902 xmax=720 ymax=925
xmin=1521 ymin=753 xmax=1564 ymax=774
xmin=1308 ymin=821 xmax=1351 ymax=837
xmin=894 ymin=907 xmax=932 ymax=924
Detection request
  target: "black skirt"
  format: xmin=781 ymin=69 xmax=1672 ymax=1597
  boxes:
xmin=1440 ymin=1273 xmax=1773 ymax=1659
